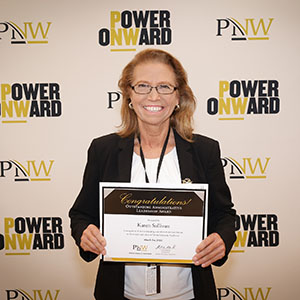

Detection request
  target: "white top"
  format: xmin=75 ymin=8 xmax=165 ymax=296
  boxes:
xmin=124 ymin=147 xmax=194 ymax=300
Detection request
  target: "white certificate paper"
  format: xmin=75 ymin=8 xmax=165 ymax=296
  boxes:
xmin=99 ymin=182 xmax=208 ymax=264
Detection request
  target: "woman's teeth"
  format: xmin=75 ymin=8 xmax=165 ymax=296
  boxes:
xmin=144 ymin=106 xmax=163 ymax=111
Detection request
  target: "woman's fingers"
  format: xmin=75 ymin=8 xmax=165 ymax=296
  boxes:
xmin=192 ymin=233 xmax=225 ymax=267
xmin=80 ymin=224 xmax=107 ymax=255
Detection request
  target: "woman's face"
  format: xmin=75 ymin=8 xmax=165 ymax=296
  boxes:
xmin=130 ymin=62 xmax=179 ymax=129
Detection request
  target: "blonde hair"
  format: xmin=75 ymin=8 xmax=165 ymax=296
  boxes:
xmin=118 ymin=49 xmax=196 ymax=142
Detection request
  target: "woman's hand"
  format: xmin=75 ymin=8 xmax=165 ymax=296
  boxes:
xmin=80 ymin=224 xmax=107 ymax=255
xmin=192 ymin=233 xmax=225 ymax=268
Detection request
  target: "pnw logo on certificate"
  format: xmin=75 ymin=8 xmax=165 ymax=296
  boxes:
xmin=100 ymin=182 xmax=208 ymax=264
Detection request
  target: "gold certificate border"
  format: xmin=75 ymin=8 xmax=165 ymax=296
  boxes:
xmin=109 ymin=257 xmax=193 ymax=264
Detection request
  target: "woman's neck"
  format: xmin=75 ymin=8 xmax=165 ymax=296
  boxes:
xmin=135 ymin=123 xmax=175 ymax=158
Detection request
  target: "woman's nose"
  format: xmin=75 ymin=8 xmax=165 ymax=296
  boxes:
xmin=148 ymin=87 xmax=160 ymax=100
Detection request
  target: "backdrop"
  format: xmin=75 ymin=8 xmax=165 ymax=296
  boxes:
xmin=1 ymin=0 xmax=300 ymax=299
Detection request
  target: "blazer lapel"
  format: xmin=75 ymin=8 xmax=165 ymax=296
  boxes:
xmin=117 ymin=135 xmax=134 ymax=182
xmin=174 ymin=130 xmax=207 ymax=183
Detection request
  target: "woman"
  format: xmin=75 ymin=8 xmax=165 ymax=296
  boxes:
xmin=69 ymin=49 xmax=236 ymax=300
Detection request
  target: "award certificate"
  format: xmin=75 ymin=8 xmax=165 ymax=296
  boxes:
xmin=100 ymin=182 xmax=208 ymax=264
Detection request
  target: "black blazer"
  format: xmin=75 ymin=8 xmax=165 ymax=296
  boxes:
xmin=69 ymin=130 xmax=236 ymax=300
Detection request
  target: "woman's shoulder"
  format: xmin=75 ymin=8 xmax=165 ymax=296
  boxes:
xmin=92 ymin=132 xmax=121 ymax=145
xmin=90 ymin=132 xmax=133 ymax=151
xmin=190 ymin=133 xmax=222 ymax=161
xmin=192 ymin=133 xmax=219 ymax=148
xmin=174 ymin=129 xmax=220 ymax=152
xmin=189 ymin=133 xmax=223 ymax=167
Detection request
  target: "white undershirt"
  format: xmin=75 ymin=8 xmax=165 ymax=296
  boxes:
xmin=124 ymin=147 xmax=194 ymax=300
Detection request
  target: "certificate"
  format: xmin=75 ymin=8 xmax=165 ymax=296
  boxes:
xmin=100 ymin=182 xmax=208 ymax=264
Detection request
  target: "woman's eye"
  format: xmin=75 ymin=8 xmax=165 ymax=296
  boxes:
xmin=138 ymin=83 xmax=149 ymax=88
xmin=159 ymin=84 xmax=171 ymax=89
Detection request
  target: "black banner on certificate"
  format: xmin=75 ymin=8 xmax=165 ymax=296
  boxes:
xmin=103 ymin=188 xmax=205 ymax=216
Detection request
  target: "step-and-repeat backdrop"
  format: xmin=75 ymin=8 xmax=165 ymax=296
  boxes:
xmin=1 ymin=0 xmax=299 ymax=299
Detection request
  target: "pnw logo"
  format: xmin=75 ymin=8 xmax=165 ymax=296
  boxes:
xmin=0 ymin=160 xmax=54 ymax=182
xmin=133 ymin=244 xmax=148 ymax=252
xmin=98 ymin=10 xmax=172 ymax=52
xmin=0 ymin=217 xmax=64 ymax=255
xmin=222 ymin=157 xmax=270 ymax=179
xmin=221 ymin=157 xmax=271 ymax=179
xmin=0 ymin=22 xmax=51 ymax=44
xmin=232 ymin=214 xmax=279 ymax=253
xmin=0 ymin=83 xmax=62 ymax=123
xmin=217 ymin=287 xmax=271 ymax=300
xmin=217 ymin=18 xmax=274 ymax=41
xmin=6 ymin=289 xmax=60 ymax=300
xmin=207 ymin=80 xmax=280 ymax=120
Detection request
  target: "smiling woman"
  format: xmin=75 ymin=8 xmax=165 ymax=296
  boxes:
xmin=69 ymin=49 xmax=236 ymax=300
xmin=128 ymin=62 xmax=179 ymax=139
xmin=118 ymin=49 xmax=196 ymax=143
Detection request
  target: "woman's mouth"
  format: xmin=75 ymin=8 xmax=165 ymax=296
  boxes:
xmin=143 ymin=106 xmax=163 ymax=112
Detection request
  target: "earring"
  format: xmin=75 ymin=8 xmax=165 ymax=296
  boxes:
xmin=174 ymin=104 xmax=180 ymax=111
xmin=129 ymin=102 xmax=133 ymax=110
